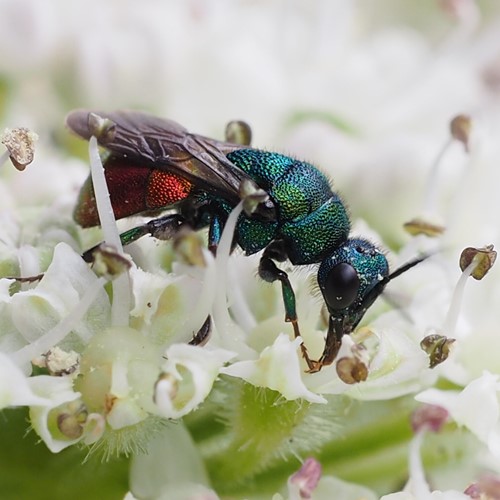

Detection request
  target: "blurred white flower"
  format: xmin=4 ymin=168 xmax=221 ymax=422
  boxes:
xmin=417 ymin=372 xmax=500 ymax=458
xmin=380 ymin=423 xmax=471 ymax=500
xmin=0 ymin=351 xmax=49 ymax=408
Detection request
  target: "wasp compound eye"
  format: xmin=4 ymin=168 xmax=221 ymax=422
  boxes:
xmin=324 ymin=263 xmax=360 ymax=310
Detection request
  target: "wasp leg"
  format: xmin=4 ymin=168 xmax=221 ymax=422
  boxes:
xmin=208 ymin=213 xmax=224 ymax=255
xmin=305 ymin=316 xmax=343 ymax=373
xmin=258 ymin=241 xmax=316 ymax=371
xmin=119 ymin=214 xmax=186 ymax=245
xmin=188 ymin=316 xmax=212 ymax=346
xmin=4 ymin=274 xmax=44 ymax=283
xmin=82 ymin=214 xmax=186 ymax=262
xmin=207 ymin=211 xmax=239 ymax=256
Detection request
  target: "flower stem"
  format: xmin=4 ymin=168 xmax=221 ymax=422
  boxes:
xmin=187 ymin=393 xmax=474 ymax=497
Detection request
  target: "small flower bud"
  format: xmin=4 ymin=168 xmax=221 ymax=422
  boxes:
xmin=288 ymin=457 xmax=322 ymax=499
xmin=465 ymin=474 xmax=500 ymax=499
xmin=225 ymin=120 xmax=252 ymax=145
xmin=411 ymin=404 xmax=449 ymax=433
xmin=463 ymin=482 xmax=481 ymax=498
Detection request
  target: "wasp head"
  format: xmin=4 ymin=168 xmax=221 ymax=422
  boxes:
xmin=317 ymin=238 xmax=389 ymax=334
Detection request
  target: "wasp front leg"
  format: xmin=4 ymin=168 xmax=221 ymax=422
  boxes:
xmin=306 ymin=316 xmax=344 ymax=373
xmin=258 ymin=241 xmax=317 ymax=371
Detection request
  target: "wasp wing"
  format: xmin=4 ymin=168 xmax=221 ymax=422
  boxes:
xmin=66 ymin=109 xmax=258 ymax=205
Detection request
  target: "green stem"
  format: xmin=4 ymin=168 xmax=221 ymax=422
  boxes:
xmin=209 ymin=397 xmax=415 ymax=496
xmin=186 ymin=388 xmax=473 ymax=498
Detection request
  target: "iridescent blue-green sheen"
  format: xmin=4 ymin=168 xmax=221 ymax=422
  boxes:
xmin=226 ymin=149 xmax=351 ymax=264
xmin=318 ymin=238 xmax=389 ymax=310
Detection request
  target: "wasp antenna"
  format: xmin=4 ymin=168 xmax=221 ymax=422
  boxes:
xmin=384 ymin=254 xmax=430 ymax=284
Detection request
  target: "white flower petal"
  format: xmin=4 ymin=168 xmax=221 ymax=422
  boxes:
xmin=107 ymin=399 xmax=148 ymax=430
xmin=312 ymin=475 xmax=378 ymax=500
xmin=82 ymin=412 xmax=106 ymax=444
xmin=79 ymin=327 xmax=161 ymax=427
xmin=350 ymin=327 xmax=434 ymax=400
xmin=221 ymin=334 xmax=326 ymax=404
xmin=380 ymin=494 xmax=414 ymax=500
xmin=381 ymin=494 xmax=470 ymax=500
xmin=129 ymin=423 xmax=214 ymax=499
xmin=129 ymin=266 xmax=176 ymax=325
xmin=28 ymin=375 xmax=82 ymax=452
xmin=0 ymin=278 xmax=14 ymax=301
xmin=381 ymin=430 xmax=471 ymax=500
xmin=416 ymin=372 xmax=500 ymax=453
xmin=10 ymin=242 xmax=110 ymax=346
xmin=155 ymin=344 xmax=236 ymax=419
xmin=0 ymin=352 xmax=50 ymax=408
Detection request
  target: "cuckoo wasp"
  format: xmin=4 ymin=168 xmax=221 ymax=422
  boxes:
xmin=67 ymin=110 xmax=424 ymax=373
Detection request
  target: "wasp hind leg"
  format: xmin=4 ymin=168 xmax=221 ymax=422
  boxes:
xmin=258 ymin=240 xmax=317 ymax=371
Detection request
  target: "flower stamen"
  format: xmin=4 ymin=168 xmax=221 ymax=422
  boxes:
xmin=88 ymin=131 xmax=130 ymax=327
xmin=404 ymin=114 xmax=473 ymax=238
xmin=442 ymin=245 xmax=496 ymax=337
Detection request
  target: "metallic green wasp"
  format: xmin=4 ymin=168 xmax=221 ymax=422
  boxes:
xmin=67 ymin=110 xmax=424 ymax=372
